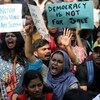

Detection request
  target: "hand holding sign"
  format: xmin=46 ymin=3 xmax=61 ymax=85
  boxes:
xmin=22 ymin=25 xmax=34 ymax=36
xmin=28 ymin=4 xmax=50 ymax=41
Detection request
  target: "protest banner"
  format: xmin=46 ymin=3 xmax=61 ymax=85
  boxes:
xmin=46 ymin=1 xmax=94 ymax=29
xmin=0 ymin=4 xmax=23 ymax=32
xmin=28 ymin=4 xmax=50 ymax=41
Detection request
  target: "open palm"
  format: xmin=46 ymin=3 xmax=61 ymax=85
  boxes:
xmin=61 ymin=29 xmax=72 ymax=47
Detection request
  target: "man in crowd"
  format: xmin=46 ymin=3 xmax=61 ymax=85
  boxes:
xmin=75 ymin=40 xmax=100 ymax=99
xmin=12 ymin=25 xmax=51 ymax=100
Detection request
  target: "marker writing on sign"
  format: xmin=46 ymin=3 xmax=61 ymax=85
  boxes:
xmin=69 ymin=17 xmax=88 ymax=24
xmin=48 ymin=3 xmax=87 ymax=12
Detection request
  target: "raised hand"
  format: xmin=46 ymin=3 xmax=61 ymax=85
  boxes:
xmin=61 ymin=29 xmax=72 ymax=47
xmin=3 ymin=73 xmax=11 ymax=84
xmin=22 ymin=25 xmax=34 ymax=36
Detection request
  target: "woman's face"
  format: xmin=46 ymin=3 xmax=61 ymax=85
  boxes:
xmin=25 ymin=15 xmax=33 ymax=26
xmin=5 ymin=32 xmax=17 ymax=49
xmin=57 ymin=35 xmax=66 ymax=51
xmin=26 ymin=78 xmax=43 ymax=99
xmin=50 ymin=53 xmax=64 ymax=76
xmin=70 ymin=29 xmax=76 ymax=41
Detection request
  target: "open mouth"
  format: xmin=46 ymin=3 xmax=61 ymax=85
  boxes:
xmin=8 ymin=41 xmax=13 ymax=45
xmin=51 ymin=66 xmax=58 ymax=74
xmin=45 ymin=53 xmax=51 ymax=57
xmin=51 ymin=69 xmax=57 ymax=73
xmin=6 ymin=40 xmax=15 ymax=48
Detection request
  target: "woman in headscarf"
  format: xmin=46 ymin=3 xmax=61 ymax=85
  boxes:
xmin=47 ymin=50 xmax=79 ymax=100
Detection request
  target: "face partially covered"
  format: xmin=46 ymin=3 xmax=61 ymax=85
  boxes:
xmin=50 ymin=53 xmax=64 ymax=76
xmin=56 ymin=28 xmax=76 ymax=50
xmin=26 ymin=78 xmax=43 ymax=99
xmin=5 ymin=32 xmax=17 ymax=50
xmin=57 ymin=35 xmax=66 ymax=51
xmin=25 ymin=15 xmax=33 ymax=26
xmin=47 ymin=26 xmax=58 ymax=34
xmin=69 ymin=29 xmax=76 ymax=41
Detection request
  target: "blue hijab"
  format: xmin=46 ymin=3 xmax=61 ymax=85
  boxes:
xmin=47 ymin=50 xmax=79 ymax=100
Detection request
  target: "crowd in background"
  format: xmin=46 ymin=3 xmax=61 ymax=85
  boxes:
xmin=0 ymin=0 xmax=100 ymax=100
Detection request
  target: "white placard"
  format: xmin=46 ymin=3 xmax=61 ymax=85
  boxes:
xmin=28 ymin=4 xmax=50 ymax=41
xmin=0 ymin=4 xmax=23 ymax=32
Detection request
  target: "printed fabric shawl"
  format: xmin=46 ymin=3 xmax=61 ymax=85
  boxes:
xmin=47 ymin=50 xmax=78 ymax=100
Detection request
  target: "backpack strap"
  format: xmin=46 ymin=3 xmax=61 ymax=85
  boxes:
xmin=86 ymin=60 xmax=94 ymax=86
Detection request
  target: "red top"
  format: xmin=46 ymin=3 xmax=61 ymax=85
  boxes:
xmin=17 ymin=93 xmax=53 ymax=100
xmin=49 ymin=35 xmax=58 ymax=53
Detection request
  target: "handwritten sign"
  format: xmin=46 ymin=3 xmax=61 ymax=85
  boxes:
xmin=46 ymin=1 xmax=94 ymax=29
xmin=28 ymin=4 xmax=50 ymax=41
xmin=0 ymin=4 xmax=23 ymax=32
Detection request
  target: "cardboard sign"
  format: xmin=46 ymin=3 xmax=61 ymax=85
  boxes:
xmin=28 ymin=4 xmax=50 ymax=41
xmin=46 ymin=1 xmax=94 ymax=29
xmin=0 ymin=4 xmax=23 ymax=32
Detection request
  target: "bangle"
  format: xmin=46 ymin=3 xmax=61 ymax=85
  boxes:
xmin=73 ymin=57 xmax=78 ymax=65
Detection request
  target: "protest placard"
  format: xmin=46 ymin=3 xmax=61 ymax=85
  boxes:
xmin=0 ymin=4 xmax=23 ymax=32
xmin=46 ymin=1 xmax=94 ymax=29
xmin=28 ymin=4 xmax=50 ymax=41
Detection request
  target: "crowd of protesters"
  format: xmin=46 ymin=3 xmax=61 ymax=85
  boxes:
xmin=0 ymin=0 xmax=100 ymax=100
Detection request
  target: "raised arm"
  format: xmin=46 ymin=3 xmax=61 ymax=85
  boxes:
xmin=23 ymin=25 xmax=36 ymax=63
xmin=61 ymin=29 xmax=77 ymax=64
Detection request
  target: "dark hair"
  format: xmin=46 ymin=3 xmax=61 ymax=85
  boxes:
xmin=1 ymin=32 xmax=26 ymax=66
xmin=42 ymin=10 xmax=48 ymax=27
xmin=22 ymin=1 xmax=37 ymax=18
xmin=22 ymin=70 xmax=54 ymax=96
xmin=44 ymin=0 xmax=54 ymax=6
xmin=96 ymin=26 xmax=100 ymax=39
xmin=96 ymin=26 xmax=100 ymax=33
xmin=54 ymin=32 xmax=63 ymax=47
xmin=22 ymin=70 xmax=43 ymax=87
xmin=38 ymin=0 xmax=44 ymax=4
xmin=80 ymin=28 xmax=96 ymax=40
xmin=32 ymin=39 xmax=49 ymax=52
xmin=62 ymin=89 xmax=91 ymax=100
